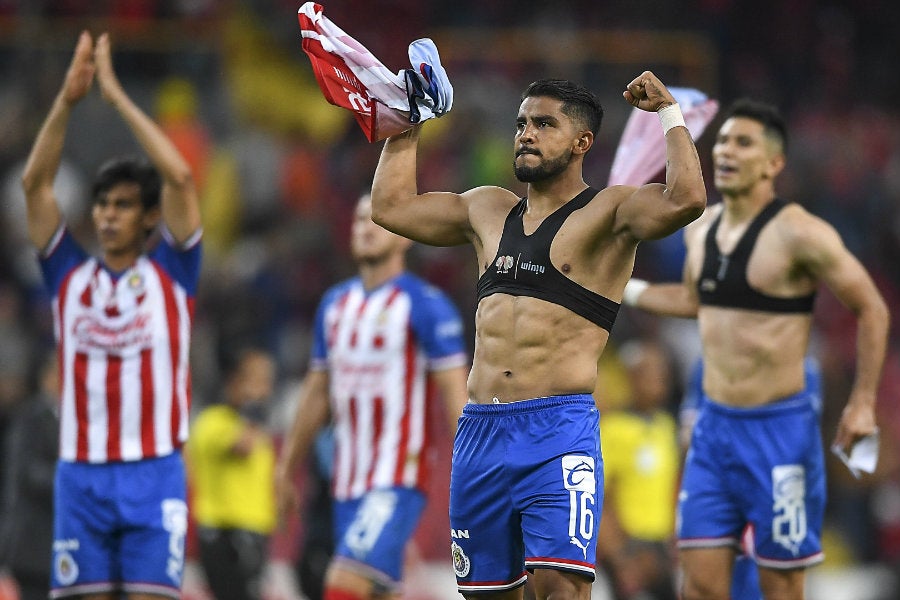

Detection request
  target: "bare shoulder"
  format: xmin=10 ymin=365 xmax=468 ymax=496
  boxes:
xmin=582 ymin=184 xmax=635 ymax=222
xmin=775 ymin=202 xmax=841 ymax=247
xmin=595 ymin=184 xmax=634 ymax=206
xmin=466 ymin=185 xmax=521 ymax=219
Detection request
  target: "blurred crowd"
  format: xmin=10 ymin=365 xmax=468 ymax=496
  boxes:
xmin=1 ymin=1 xmax=899 ymax=599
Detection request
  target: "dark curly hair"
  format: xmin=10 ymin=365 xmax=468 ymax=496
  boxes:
xmin=91 ymin=156 xmax=161 ymax=210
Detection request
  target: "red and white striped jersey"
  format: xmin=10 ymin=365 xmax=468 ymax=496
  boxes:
xmin=311 ymin=272 xmax=466 ymax=501
xmin=40 ymin=227 xmax=201 ymax=463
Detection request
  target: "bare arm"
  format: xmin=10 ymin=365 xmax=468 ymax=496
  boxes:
xmin=371 ymin=125 xmax=487 ymax=246
xmin=21 ymin=31 xmax=95 ymax=250
xmin=614 ymin=72 xmax=707 ymax=241
xmin=274 ymin=370 xmax=330 ymax=522
xmin=631 ymin=281 xmax=699 ymax=318
xmin=431 ymin=365 xmax=470 ymax=437
xmin=229 ymin=423 xmax=269 ymax=457
xmin=623 ymin=223 xmax=701 ymax=317
xmin=93 ymin=33 xmax=201 ymax=243
xmin=794 ymin=215 xmax=889 ymax=450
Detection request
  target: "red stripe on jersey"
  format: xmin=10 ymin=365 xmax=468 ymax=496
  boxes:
xmin=384 ymin=288 xmax=401 ymax=309
xmin=392 ymin=326 xmax=415 ymax=485
xmin=74 ymin=352 xmax=89 ymax=461
xmin=366 ymin=396 xmax=384 ymax=489
xmin=347 ymin=396 xmax=359 ymax=490
xmin=349 ymin=295 xmax=368 ymax=348
xmin=79 ymin=266 xmax=97 ymax=307
xmin=105 ymin=354 xmax=122 ymax=461
xmin=154 ymin=263 xmax=182 ymax=449
xmin=140 ymin=348 xmax=156 ymax=456
xmin=327 ymin=292 xmax=349 ymax=349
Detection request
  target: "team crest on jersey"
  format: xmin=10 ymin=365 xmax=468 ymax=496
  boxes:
xmin=451 ymin=541 xmax=471 ymax=577
xmin=127 ymin=271 xmax=145 ymax=296
xmin=55 ymin=551 xmax=79 ymax=586
xmin=495 ymin=255 xmax=514 ymax=274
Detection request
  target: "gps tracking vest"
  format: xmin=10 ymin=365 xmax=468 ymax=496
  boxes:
xmin=698 ymin=198 xmax=816 ymax=313
xmin=476 ymin=187 xmax=619 ymax=331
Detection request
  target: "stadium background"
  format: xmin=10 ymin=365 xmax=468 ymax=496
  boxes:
xmin=0 ymin=1 xmax=898 ymax=599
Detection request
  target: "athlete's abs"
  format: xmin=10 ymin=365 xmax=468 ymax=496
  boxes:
xmin=699 ymin=306 xmax=812 ymax=406
xmin=467 ymin=293 xmax=608 ymax=403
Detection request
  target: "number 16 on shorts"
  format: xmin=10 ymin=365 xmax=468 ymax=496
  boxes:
xmin=562 ymin=455 xmax=597 ymax=547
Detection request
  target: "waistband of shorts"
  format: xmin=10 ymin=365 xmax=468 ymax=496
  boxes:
xmin=703 ymin=390 xmax=816 ymax=417
xmin=463 ymin=393 xmax=594 ymax=416
xmin=58 ymin=448 xmax=183 ymax=467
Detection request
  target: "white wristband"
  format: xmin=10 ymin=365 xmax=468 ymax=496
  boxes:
xmin=622 ymin=278 xmax=649 ymax=306
xmin=658 ymin=103 xmax=686 ymax=135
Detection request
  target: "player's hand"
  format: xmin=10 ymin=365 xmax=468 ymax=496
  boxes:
xmin=61 ymin=30 xmax=96 ymax=106
xmin=623 ymin=71 xmax=677 ymax=113
xmin=93 ymin=32 xmax=126 ymax=105
xmin=832 ymin=391 xmax=878 ymax=452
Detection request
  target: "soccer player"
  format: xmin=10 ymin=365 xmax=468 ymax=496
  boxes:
xmin=21 ymin=31 xmax=201 ymax=600
xmin=275 ymin=194 xmax=469 ymax=600
xmin=622 ymin=99 xmax=889 ymax=599
xmin=370 ymin=72 xmax=706 ymax=599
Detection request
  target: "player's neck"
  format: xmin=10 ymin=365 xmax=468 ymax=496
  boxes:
xmin=525 ymin=174 xmax=588 ymax=214
xmin=102 ymin=248 xmax=141 ymax=273
xmin=722 ymin=188 xmax=776 ymax=223
xmin=358 ymin=254 xmax=405 ymax=291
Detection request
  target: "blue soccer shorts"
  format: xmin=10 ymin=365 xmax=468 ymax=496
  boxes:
xmin=449 ymin=394 xmax=602 ymax=594
xmin=677 ymin=391 xmax=825 ymax=569
xmin=51 ymin=452 xmax=188 ymax=599
xmin=331 ymin=486 xmax=426 ymax=591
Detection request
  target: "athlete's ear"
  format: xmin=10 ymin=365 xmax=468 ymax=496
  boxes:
xmin=142 ymin=205 xmax=161 ymax=233
xmin=573 ymin=130 xmax=593 ymax=155
xmin=765 ymin=152 xmax=786 ymax=180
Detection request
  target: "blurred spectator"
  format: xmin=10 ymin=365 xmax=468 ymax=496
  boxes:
xmin=0 ymin=350 xmax=58 ymax=600
xmin=293 ymin=428 xmax=335 ymax=600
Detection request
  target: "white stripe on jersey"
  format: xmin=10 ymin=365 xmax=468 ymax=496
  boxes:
xmin=325 ymin=282 xmax=429 ymax=500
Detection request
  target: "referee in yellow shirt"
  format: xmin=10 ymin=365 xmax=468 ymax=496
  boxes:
xmin=598 ymin=340 xmax=680 ymax=600
xmin=187 ymin=347 xmax=278 ymax=600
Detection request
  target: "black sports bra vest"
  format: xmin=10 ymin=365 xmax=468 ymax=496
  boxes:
xmin=698 ymin=198 xmax=816 ymax=312
xmin=475 ymin=187 xmax=619 ymax=331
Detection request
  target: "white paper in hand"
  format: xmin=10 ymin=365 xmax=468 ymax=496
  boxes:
xmin=831 ymin=429 xmax=880 ymax=479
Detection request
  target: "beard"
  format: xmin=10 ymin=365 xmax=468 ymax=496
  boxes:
xmin=513 ymin=149 xmax=572 ymax=183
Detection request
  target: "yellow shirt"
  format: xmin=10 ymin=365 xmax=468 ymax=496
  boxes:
xmin=600 ymin=409 xmax=679 ymax=541
xmin=186 ymin=405 xmax=276 ymax=533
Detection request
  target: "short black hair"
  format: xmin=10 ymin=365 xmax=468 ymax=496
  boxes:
xmin=219 ymin=343 xmax=271 ymax=379
xmin=723 ymin=98 xmax=788 ymax=154
xmin=522 ymin=79 xmax=604 ymax=137
xmin=91 ymin=156 xmax=161 ymax=210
